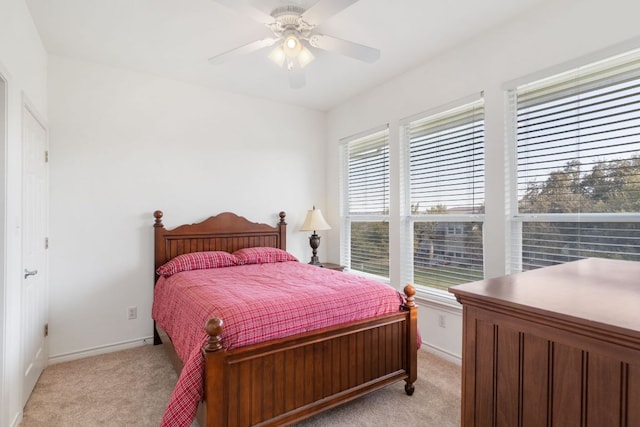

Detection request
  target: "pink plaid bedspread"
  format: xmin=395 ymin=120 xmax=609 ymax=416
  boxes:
xmin=152 ymin=261 xmax=406 ymax=427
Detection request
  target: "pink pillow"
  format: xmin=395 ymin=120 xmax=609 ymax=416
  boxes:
xmin=233 ymin=247 xmax=298 ymax=265
xmin=156 ymin=251 xmax=238 ymax=277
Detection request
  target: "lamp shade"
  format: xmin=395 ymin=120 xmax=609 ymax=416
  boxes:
xmin=300 ymin=207 xmax=331 ymax=232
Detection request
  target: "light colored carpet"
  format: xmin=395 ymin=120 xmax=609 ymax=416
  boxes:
xmin=21 ymin=344 xmax=460 ymax=426
xmin=21 ymin=345 xmax=178 ymax=426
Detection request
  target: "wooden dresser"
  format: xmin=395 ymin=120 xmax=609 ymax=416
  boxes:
xmin=449 ymin=258 xmax=640 ymax=426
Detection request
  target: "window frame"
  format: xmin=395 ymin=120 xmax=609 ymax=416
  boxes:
xmin=400 ymin=96 xmax=486 ymax=295
xmin=340 ymin=125 xmax=390 ymax=281
xmin=507 ymin=49 xmax=640 ymax=273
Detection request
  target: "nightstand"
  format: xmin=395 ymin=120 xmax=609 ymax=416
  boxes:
xmin=320 ymin=263 xmax=346 ymax=272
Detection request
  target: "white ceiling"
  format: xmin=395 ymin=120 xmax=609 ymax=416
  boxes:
xmin=26 ymin=0 xmax=545 ymax=111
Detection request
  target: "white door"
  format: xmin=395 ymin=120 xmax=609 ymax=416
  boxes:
xmin=21 ymin=103 xmax=48 ymax=406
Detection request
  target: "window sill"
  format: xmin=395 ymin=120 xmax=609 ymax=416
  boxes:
xmin=413 ymin=286 xmax=462 ymax=313
xmin=346 ymin=269 xmax=392 ymax=285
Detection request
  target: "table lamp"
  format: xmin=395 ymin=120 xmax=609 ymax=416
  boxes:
xmin=300 ymin=206 xmax=331 ymax=266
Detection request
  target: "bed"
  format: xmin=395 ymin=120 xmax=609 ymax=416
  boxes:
xmin=152 ymin=210 xmax=418 ymax=427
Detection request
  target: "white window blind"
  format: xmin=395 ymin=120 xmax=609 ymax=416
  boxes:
xmin=402 ymin=100 xmax=485 ymax=290
xmin=341 ymin=127 xmax=390 ymax=278
xmin=511 ymin=49 xmax=640 ymax=272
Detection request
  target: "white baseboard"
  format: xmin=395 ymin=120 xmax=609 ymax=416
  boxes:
xmin=48 ymin=336 xmax=154 ymax=365
xmin=420 ymin=343 xmax=462 ymax=365
xmin=10 ymin=412 xmax=21 ymax=427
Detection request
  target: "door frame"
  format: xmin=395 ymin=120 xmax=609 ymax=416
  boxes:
xmin=0 ymin=62 xmax=9 ymax=427
xmin=0 ymin=60 xmax=12 ymax=426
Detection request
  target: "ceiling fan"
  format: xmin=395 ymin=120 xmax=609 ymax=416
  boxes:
xmin=209 ymin=0 xmax=380 ymax=89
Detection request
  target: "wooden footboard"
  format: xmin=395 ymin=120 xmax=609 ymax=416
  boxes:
xmin=201 ymin=285 xmax=418 ymax=427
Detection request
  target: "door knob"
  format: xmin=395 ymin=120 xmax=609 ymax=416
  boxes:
xmin=24 ymin=269 xmax=38 ymax=279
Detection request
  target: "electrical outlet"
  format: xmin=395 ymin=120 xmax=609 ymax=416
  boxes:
xmin=127 ymin=306 xmax=137 ymax=320
xmin=438 ymin=314 xmax=446 ymax=328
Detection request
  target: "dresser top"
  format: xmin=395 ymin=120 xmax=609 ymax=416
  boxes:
xmin=449 ymin=258 xmax=640 ymax=335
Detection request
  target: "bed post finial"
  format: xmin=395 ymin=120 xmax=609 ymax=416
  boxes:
xmin=279 ymin=211 xmax=286 ymax=224
xmin=154 ymin=210 xmax=164 ymax=227
xmin=403 ymin=284 xmax=416 ymax=308
xmin=204 ymin=318 xmax=224 ymax=353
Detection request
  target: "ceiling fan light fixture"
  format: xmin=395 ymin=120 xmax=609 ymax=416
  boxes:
xmin=269 ymin=33 xmax=314 ymax=69
xmin=268 ymin=45 xmax=286 ymax=67
xmin=297 ymin=45 xmax=314 ymax=68
xmin=282 ymin=34 xmax=302 ymax=58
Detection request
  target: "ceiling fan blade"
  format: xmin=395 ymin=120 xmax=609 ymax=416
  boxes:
xmin=211 ymin=0 xmax=274 ymax=24
xmin=302 ymin=0 xmax=359 ymax=25
xmin=208 ymin=38 xmax=279 ymax=65
xmin=288 ymin=63 xmax=306 ymax=89
xmin=309 ymin=34 xmax=380 ymax=63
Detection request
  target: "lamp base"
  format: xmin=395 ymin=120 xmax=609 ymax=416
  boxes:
xmin=307 ymin=233 xmax=322 ymax=266
xmin=308 ymin=256 xmax=323 ymax=267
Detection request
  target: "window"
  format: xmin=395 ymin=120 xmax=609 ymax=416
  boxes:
xmin=340 ymin=127 xmax=389 ymax=278
xmin=510 ymin=49 xmax=640 ymax=272
xmin=402 ymin=99 xmax=485 ymax=291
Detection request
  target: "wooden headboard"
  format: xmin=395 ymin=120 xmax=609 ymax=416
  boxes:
xmin=153 ymin=210 xmax=287 ymax=272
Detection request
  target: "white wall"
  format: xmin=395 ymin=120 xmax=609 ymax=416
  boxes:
xmin=326 ymin=0 xmax=640 ymax=362
xmin=47 ymin=56 xmax=326 ymax=361
xmin=0 ymin=0 xmax=48 ymax=425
